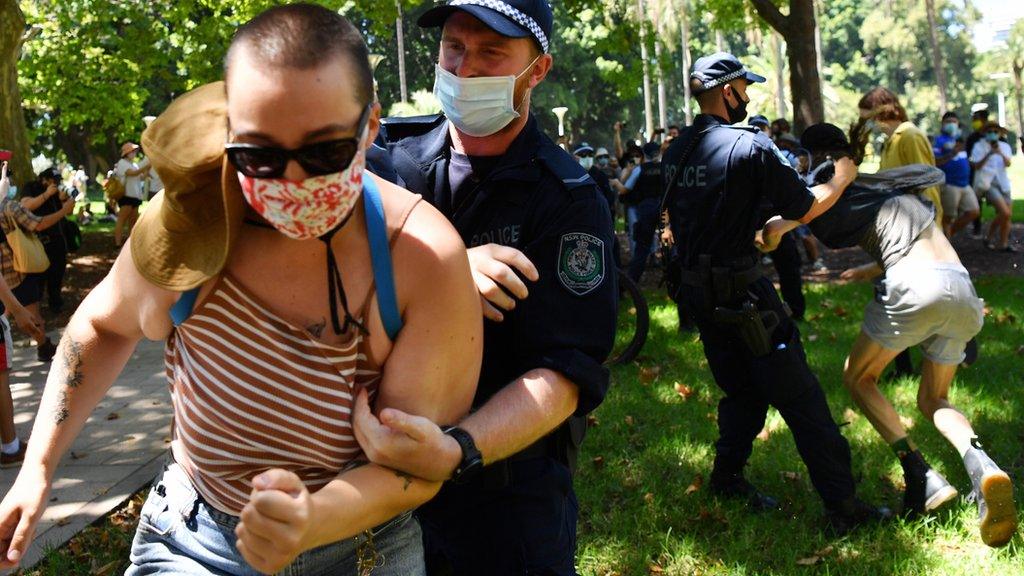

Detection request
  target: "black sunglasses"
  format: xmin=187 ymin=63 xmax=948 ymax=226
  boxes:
xmin=226 ymin=105 xmax=371 ymax=178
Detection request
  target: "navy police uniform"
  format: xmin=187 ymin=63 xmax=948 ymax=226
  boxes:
xmin=381 ymin=112 xmax=617 ymax=575
xmin=662 ymin=75 xmax=857 ymax=506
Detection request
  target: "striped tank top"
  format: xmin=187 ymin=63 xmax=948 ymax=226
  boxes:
xmin=165 ymin=273 xmax=382 ymax=514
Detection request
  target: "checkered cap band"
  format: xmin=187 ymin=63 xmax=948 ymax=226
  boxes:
xmin=450 ymin=0 xmax=550 ymax=53
xmin=694 ymin=68 xmax=746 ymax=92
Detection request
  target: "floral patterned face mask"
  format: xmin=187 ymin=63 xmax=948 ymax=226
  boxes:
xmin=237 ymin=145 xmax=367 ymax=241
xmin=237 ymin=128 xmax=372 ymax=337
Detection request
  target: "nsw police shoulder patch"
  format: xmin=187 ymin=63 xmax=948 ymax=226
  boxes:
xmin=557 ymin=232 xmax=605 ymax=296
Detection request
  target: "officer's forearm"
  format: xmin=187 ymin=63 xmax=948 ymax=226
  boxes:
xmin=801 ymin=175 xmax=853 ymax=223
xmin=459 ymin=368 xmax=578 ymax=465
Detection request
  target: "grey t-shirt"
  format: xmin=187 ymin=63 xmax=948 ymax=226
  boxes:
xmin=860 ymin=194 xmax=934 ymax=269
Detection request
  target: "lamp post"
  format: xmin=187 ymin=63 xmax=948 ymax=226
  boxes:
xmin=990 ymin=72 xmax=1012 ymax=128
xmin=552 ymin=106 xmax=568 ymax=139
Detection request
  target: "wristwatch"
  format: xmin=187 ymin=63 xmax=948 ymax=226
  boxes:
xmin=443 ymin=426 xmax=484 ymax=484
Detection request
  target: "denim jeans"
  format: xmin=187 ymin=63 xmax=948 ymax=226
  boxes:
xmin=125 ymin=461 xmax=425 ymax=576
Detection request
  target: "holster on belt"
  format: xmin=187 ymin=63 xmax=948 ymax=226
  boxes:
xmin=712 ymin=301 xmax=780 ymax=357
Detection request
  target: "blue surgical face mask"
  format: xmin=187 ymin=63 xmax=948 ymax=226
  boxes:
xmin=6 ymin=184 xmax=16 ymax=199
xmin=942 ymin=123 xmax=960 ymax=138
xmin=985 ymin=132 xmax=999 ymax=143
xmin=433 ymin=56 xmax=541 ymax=138
xmin=596 ymin=156 xmax=610 ymax=168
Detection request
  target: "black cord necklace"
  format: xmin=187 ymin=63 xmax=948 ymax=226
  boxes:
xmin=243 ymin=215 xmax=366 ymax=336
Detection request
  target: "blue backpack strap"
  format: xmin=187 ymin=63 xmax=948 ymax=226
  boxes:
xmin=363 ymin=177 xmax=403 ymax=340
xmin=170 ymin=287 xmax=201 ymax=327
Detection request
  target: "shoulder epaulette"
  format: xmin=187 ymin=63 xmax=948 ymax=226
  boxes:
xmin=379 ymin=114 xmax=446 ymax=142
xmin=536 ymin=144 xmax=595 ymax=194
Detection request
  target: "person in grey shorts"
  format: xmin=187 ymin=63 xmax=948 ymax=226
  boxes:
xmin=758 ymin=123 xmax=1017 ymax=548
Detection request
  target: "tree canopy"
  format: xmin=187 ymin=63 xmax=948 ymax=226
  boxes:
xmin=6 ymin=0 xmax=1021 ymax=173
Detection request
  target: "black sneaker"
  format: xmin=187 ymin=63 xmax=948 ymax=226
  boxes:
xmin=709 ymin=476 xmax=779 ymax=511
xmin=962 ymin=338 xmax=979 ymax=367
xmin=964 ymin=447 xmax=1018 ymax=548
xmin=0 ymin=440 xmax=27 ymax=469
xmin=900 ymin=450 xmax=959 ymax=516
xmin=37 ymin=339 xmax=57 ymax=362
xmin=824 ymin=498 xmax=892 ymax=536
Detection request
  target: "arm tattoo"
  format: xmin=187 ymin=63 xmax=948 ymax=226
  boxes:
xmin=54 ymin=390 xmax=70 ymax=425
xmin=395 ymin=470 xmax=413 ymax=491
xmin=307 ymin=317 xmax=327 ymax=339
xmin=52 ymin=336 xmax=85 ymax=425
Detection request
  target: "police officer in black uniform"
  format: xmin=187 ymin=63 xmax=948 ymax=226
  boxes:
xmin=364 ymin=1 xmax=617 ymax=573
xmin=662 ymin=52 xmax=889 ymax=531
xmin=625 ymin=141 xmax=663 ymax=283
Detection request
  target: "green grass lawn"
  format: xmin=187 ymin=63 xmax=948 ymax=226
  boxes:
xmin=578 ymin=278 xmax=1023 ymax=575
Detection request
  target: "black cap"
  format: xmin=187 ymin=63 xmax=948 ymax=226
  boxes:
xmin=690 ymin=52 xmax=766 ymax=94
xmin=573 ymin=142 xmax=594 ymax=156
xmin=642 ymin=141 xmax=661 ymax=158
xmin=800 ymin=123 xmax=852 ymax=155
xmin=38 ymin=166 xmax=61 ymax=182
xmin=749 ymin=115 xmax=770 ymax=128
xmin=418 ymin=0 xmax=553 ymax=54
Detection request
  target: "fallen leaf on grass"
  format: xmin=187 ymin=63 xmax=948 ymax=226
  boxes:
xmin=673 ymin=382 xmax=693 ymax=400
xmin=592 ymin=456 xmax=605 ymax=469
xmin=995 ymin=312 xmax=1017 ymax=324
xmin=1017 ymin=346 xmax=1024 ymax=356
xmin=781 ymin=471 xmax=802 ymax=482
xmin=624 ymin=415 xmax=634 ymax=426
xmin=807 ymin=334 xmax=819 ymax=342
xmin=586 ymin=414 xmax=600 ymax=427
xmin=815 ymin=545 xmax=834 ymax=557
xmin=685 ymin=474 xmax=703 ymax=495
xmin=796 ymin=555 xmax=821 ymax=566
xmin=807 ymin=313 xmax=823 ymax=322
xmin=820 ymin=299 xmax=834 ymax=309
xmin=648 ymin=565 xmax=665 ymax=574
xmin=639 ymin=366 xmax=661 ymax=383
xmin=833 ymin=306 xmax=848 ymax=318
xmin=55 ymin=517 xmax=71 ymax=527
xmin=842 ymin=408 xmax=860 ymax=423
xmin=94 ymin=560 xmax=120 ymax=576
xmin=644 ymin=492 xmax=655 ymax=504
xmin=105 ymin=412 xmax=119 ymax=421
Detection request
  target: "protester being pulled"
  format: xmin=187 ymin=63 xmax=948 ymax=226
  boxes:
xmin=0 ymin=5 xmax=483 ymax=574
xmin=758 ymin=122 xmax=1018 ymax=548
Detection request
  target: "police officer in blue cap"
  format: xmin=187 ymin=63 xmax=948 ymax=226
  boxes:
xmin=661 ymin=52 xmax=890 ymax=532
xmin=355 ymin=1 xmax=617 ymax=573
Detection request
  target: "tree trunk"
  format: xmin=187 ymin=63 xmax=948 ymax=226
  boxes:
xmin=1012 ymin=60 xmax=1024 ymax=151
xmin=749 ymin=0 xmax=824 ymax=133
xmin=679 ymin=0 xmax=692 ymax=124
xmin=653 ymin=13 xmax=667 ymax=134
xmin=923 ymin=0 xmax=949 ymax=113
xmin=773 ymin=32 xmax=787 ymax=120
xmin=0 ymin=0 xmax=32 ymax=187
xmin=396 ymin=1 xmax=408 ymax=103
xmin=637 ymin=0 xmax=654 ymax=140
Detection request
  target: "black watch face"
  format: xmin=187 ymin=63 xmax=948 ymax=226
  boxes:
xmin=454 ymin=457 xmax=484 ymax=484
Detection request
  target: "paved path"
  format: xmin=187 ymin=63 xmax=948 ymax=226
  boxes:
xmin=0 ymin=338 xmax=170 ymax=571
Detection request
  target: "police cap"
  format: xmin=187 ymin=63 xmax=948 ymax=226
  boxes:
xmin=748 ymin=115 xmax=770 ymax=128
xmin=418 ymin=0 xmax=553 ymax=54
xmin=573 ymin=142 xmax=595 ymax=156
xmin=690 ymin=52 xmax=766 ymax=94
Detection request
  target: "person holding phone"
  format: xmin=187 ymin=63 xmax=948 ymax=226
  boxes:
xmin=27 ymin=168 xmax=73 ymax=313
xmin=970 ymin=122 xmax=1015 ymax=252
